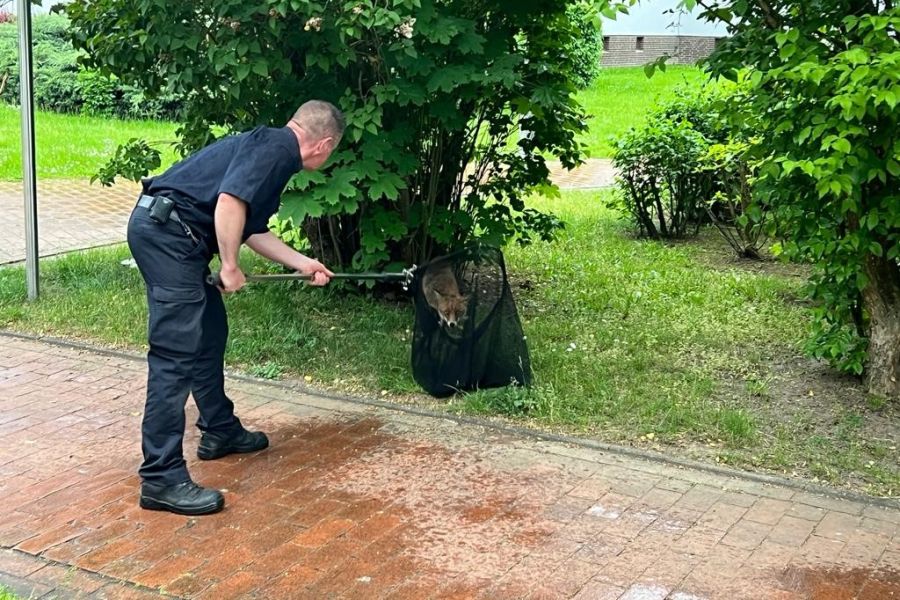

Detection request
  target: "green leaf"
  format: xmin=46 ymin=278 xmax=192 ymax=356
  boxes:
xmin=779 ymin=44 xmax=797 ymax=60
xmin=368 ymin=172 xmax=406 ymax=201
xmin=833 ymin=138 xmax=851 ymax=154
xmin=281 ymin=191 xmax=326 ymax=220
xmin=289 ymin=170 xmax=327 ymax=191
xmin=317 ymin=170 xmax=358 ymax=206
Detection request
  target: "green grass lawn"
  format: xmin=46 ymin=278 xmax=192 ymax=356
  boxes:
xmin=0 ymin=67 xmax=697 ymax=182
xmin=0 ymin=104 xmax=177 ymax=181
xmin=0 ymin=587 xmax=19 ymax=600
xmin=576 ymin=66 xmax=707 ymax=158
xmin=0 ymin=190 xmax=896 ymax=495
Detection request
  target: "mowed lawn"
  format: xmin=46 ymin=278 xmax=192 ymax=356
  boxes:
xmin=576 ymin=65 xmax=707 ymax=157
xmin=0 ymin=65 xmax=702 ymax=182
xmin=0 ymin=190 xmax=895 ymax=496
xmin=0 ymin=104 xmax=178 ymax=180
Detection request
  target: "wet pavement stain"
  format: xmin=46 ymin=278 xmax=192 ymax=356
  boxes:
xmin=779 ymin=565 xmax=900 ymax=599
xmin=188 ymin=415 xmax=556 ymax=595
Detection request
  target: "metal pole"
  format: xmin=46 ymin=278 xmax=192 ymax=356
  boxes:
xmin=17 ymin=0 xmax=39 ymax=300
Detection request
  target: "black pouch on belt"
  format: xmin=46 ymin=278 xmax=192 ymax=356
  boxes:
xmin=148 ymin=196 xmax=176 ymax=224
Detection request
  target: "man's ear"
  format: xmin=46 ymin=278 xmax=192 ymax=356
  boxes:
xmin=316 ymin=137 xmax=335 ymax=154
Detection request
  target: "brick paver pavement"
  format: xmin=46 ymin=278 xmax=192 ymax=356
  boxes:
xmin=548 ymin=159 xmax=617 ymax=190
xmin=0 ymin=180 xmax=140 ymax=265
xmin=1 ymin=334 xmax=897 ymax=599
xmin=0 ymin=163 xmax=614 ymax=265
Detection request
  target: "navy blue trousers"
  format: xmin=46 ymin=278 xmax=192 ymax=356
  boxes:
xmin=127 ymin=205 xmax=242 ymax=485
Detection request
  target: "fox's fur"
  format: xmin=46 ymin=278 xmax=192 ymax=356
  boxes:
xmin=422 ymin=264 xmax=469 ymax=330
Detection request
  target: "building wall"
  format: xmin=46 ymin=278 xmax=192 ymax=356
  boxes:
xmin=600 ymin=35 xmax=720 ymax=67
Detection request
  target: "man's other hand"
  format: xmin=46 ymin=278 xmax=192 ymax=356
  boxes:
xmin=218 ymin=265 xmax=246 ymax=293
xmin=297 ymin=258 xmax=334 ymax=287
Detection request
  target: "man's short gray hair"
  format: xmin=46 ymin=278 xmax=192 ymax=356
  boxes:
xmin=292 ymin=100 xmax=345 ymax=143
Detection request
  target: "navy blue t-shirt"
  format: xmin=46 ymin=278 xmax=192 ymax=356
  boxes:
xmin=144 ymin=126 xmax=301 ymax=252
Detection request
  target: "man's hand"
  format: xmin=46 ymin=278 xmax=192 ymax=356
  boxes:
xmin=296 ymin=257 xmax=334 ymax=287
xmin=218 ymin=264 xmax=246 ymax=293
xmin=245 ymin=232 xmax=334 ymax=286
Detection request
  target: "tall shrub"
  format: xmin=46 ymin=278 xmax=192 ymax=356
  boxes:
xmin=68 ymin=0 xmax=634 ymax=272
xmin=567 ymin=1 xmax=604 ymax=89
xmin=682 ymin=0 xmax=900 ymax=398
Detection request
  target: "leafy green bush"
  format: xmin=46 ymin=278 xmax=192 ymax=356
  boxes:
xmin=694 ymin=79 xmax=770 ymax=259
xmin=0 ymin=15 xmax=79 ymax=109
xmin=688 ymin=0 xmax=900 ymax=397
xmin=612 ymin=81 xmax=772 ymax=253
xmin=611 ymin=85 xmax=727 ymax=239
xmin=69 ymin=0 xmax=616 ymax=271
xmin=652 ymin=84 xmax=728 ymax=144
xmin=612 ymin=115 xmax=713 ymax=238
xmin=566 ymin=1 xmax=604 ymax=89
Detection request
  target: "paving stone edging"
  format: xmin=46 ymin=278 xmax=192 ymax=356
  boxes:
xmin=2 ymin=329 xmax=896 ymax=511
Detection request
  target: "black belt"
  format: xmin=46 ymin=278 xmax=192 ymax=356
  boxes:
xmin=137 ymin=194 xmax=199 ymax=243
xmin=137 ymin=194 xmax=186 ymax=225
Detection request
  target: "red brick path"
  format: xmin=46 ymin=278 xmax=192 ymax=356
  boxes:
xmin=0 ymin=335 xmax=897 ymax=599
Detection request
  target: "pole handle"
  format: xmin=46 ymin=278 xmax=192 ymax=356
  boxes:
xmin=205 ymin=270 xmax=414 ymax=288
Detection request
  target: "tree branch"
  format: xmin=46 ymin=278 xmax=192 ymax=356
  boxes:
xmin=756 ymin=0 xmax=782 ymax=29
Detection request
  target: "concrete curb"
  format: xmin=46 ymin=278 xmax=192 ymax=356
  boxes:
xmin=2 ymin=329 xmax=897 ymax=510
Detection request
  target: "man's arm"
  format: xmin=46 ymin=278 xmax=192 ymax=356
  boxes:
xmin=245 ymin=231 xmax=334 ymax=287
xmin=214 ymin=192 xmax=248 ymax=292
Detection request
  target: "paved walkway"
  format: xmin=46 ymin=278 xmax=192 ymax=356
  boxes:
xmin=0 ymin=335 xmax=897 ymax=599
xmin=0 ymin=180 xmax=141 ymax=265
xmin=548 ymin=159 xmax=617 ymax=191
xmin=0 ymin=162 xmax=614 ymax=265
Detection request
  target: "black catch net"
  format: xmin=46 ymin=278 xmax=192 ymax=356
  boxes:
xmin=411 ymin=246 xmax=532 ymax=398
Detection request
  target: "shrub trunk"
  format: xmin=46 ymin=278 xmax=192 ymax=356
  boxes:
xmin=863 ymin=252 xmax=900 ymax=399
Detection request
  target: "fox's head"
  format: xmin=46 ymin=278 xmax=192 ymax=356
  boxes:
xmin=433 ymin=291 xmax=469 ymax=330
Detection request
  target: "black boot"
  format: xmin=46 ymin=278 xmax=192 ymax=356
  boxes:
xmin=197 ymin=428 xmax=269 ymax=461
xmin=139 ymin=480 xmax=224 ymax=515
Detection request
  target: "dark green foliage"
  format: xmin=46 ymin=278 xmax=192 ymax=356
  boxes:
xmin=612 ymin=81 xmax=771 ymax=257
xmin=0 ymin=15 xmax=79 ymax=110
xmin=0 ymin=15 xmax=180 ymax=118
xmin=67 ymin=0 xmax=638 ymax=271
xmin=698 ymin=80 xmax=770 ymax=259
xmin=702 ymin=138 xmax=769 ymax=259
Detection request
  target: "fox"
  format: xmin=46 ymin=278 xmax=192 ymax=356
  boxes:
xmin=422 ymin=264 xmax=469 ymax=330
